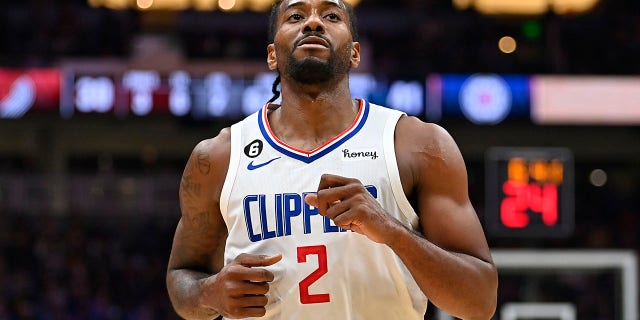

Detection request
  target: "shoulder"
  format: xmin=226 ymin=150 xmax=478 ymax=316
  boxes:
xmin=188 ymin=127 xmax=232 ymax=176
xmin=192 ymin=127 xmax=232 ymax=162
xmin=394 ymin=116 xmax=467 ymax=190
xmin=395 ymin=116 xmax=461 ymax=161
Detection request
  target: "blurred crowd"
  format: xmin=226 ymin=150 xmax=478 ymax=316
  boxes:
xmin=0 ymin=212 xmax=180 ymax=320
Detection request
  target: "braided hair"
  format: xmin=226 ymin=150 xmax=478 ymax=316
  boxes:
xmin=267 ymin=74 xmax=281 ymax=104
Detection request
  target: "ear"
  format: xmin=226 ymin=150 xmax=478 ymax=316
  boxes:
xmin=350 ymin=42 xmax=361 ymax=69
xmin=267 ymin=44 xmax=278 ymax=70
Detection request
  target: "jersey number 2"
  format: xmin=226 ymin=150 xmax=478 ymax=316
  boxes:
xmin=297 ymin=245 xmax=330 ymax=304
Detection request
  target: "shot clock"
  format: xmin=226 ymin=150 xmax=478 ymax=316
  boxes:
xmin=485 ymin=147 xmax=574 ymax=237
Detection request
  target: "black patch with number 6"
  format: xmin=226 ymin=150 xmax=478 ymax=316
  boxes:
xmin=244 ymin=139 xmax=263 ymax=158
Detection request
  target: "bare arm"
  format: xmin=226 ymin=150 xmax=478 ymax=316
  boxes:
xmin=390 ymin=116 xmax=498 ymax=319
xmin=305 ymin=116 xmax=497 ymax=319
xmin=166 ymin=130 xmax=281 ymax=320
xmin=166 ymin=134 xmax=229 ymax=319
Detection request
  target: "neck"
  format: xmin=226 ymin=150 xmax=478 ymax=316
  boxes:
xmin=267 ymin=75 xmax=359 ymax=151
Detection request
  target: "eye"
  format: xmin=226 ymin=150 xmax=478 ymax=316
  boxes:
xmin=325 ymin=13 xmax=340 ymax=21
xmin=288 ymin=13 xmax=304 ymax=22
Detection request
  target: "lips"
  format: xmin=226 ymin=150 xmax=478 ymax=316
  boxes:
xmin=296 ymin=36 xmax=330 ymax=48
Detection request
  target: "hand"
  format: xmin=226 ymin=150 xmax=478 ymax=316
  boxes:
xmin=199 ymin=253 xmax=282 ymax=319
xmin=304 ymin=174 xmax=399 ymax=244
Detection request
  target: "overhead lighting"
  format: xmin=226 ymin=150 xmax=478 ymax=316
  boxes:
xmin=552 ymin=0 xmax=599 ymax=14
xmin=498 ymin=36 xmax=517 ymax=54
xmin=136 ymin=0 xmax=153 ymax=9
xmin=219 ymin=0 xmax=236 ymax=11
xmin=88 ymin=0 xmax=361 ymax=11
xmin=453 ymin=0 xmax=599 ymax=15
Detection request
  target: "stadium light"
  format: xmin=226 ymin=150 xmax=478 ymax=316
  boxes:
xmin=452 ymin=0 xmax=599 ymax=15
xmin=88 ymin=0 xmax=362 ymax=11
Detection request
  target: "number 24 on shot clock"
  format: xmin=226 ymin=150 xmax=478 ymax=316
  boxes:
xmin=485 ymin=147 xmax=574 ymax=237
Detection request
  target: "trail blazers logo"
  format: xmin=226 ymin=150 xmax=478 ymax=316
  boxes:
xmin=1 ymin=75 xmax=36 ymax=119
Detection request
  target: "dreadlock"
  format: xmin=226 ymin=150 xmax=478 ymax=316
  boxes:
xmin=267 ymin=74 xmax=281 ymax=104
xmin=266 ymin=0 xmax=359 ymax=104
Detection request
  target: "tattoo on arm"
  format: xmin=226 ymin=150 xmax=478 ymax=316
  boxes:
xmin=181 ymin=174 xmax=202 ymax=199
xmin=176 ymin=149 xmax=225 ymax=271
xmin=181 ymin=152 xmax=211 ymax=199
xmin=197 ymin=153 xmax=211 ymax=175
xmin=188 ymin=210 xmax=214 ymax=233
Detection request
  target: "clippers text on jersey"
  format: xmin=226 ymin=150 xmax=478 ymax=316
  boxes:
xmin=243 ymin=185 xmax=379 ymax=242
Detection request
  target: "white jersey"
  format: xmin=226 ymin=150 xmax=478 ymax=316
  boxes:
xmin=220 ymin=99 xmax=429 ymax=320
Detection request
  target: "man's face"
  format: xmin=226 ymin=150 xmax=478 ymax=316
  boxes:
xmin=268 ymin=0 xmax=360 ymax=85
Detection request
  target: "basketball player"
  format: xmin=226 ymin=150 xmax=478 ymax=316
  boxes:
xmin=166 ymin=0 xmax=498 ymax=319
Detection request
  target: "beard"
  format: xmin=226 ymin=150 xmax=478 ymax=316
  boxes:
xmin=285 ymin=44 xmax=352 ymax=85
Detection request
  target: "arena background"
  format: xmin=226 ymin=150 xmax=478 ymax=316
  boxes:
xmin=0 ymin=0 xmax=638 ymax=319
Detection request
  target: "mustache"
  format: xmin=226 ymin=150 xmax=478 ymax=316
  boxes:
xmin=294 ymin=32 xmax=332 ymax=48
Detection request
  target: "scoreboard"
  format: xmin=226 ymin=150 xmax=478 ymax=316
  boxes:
xmin=485 ymin=147 xmax=574 ymax=238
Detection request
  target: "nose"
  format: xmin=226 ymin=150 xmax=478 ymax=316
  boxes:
xmin=303 ymin=13 xmax=325 ymax=33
